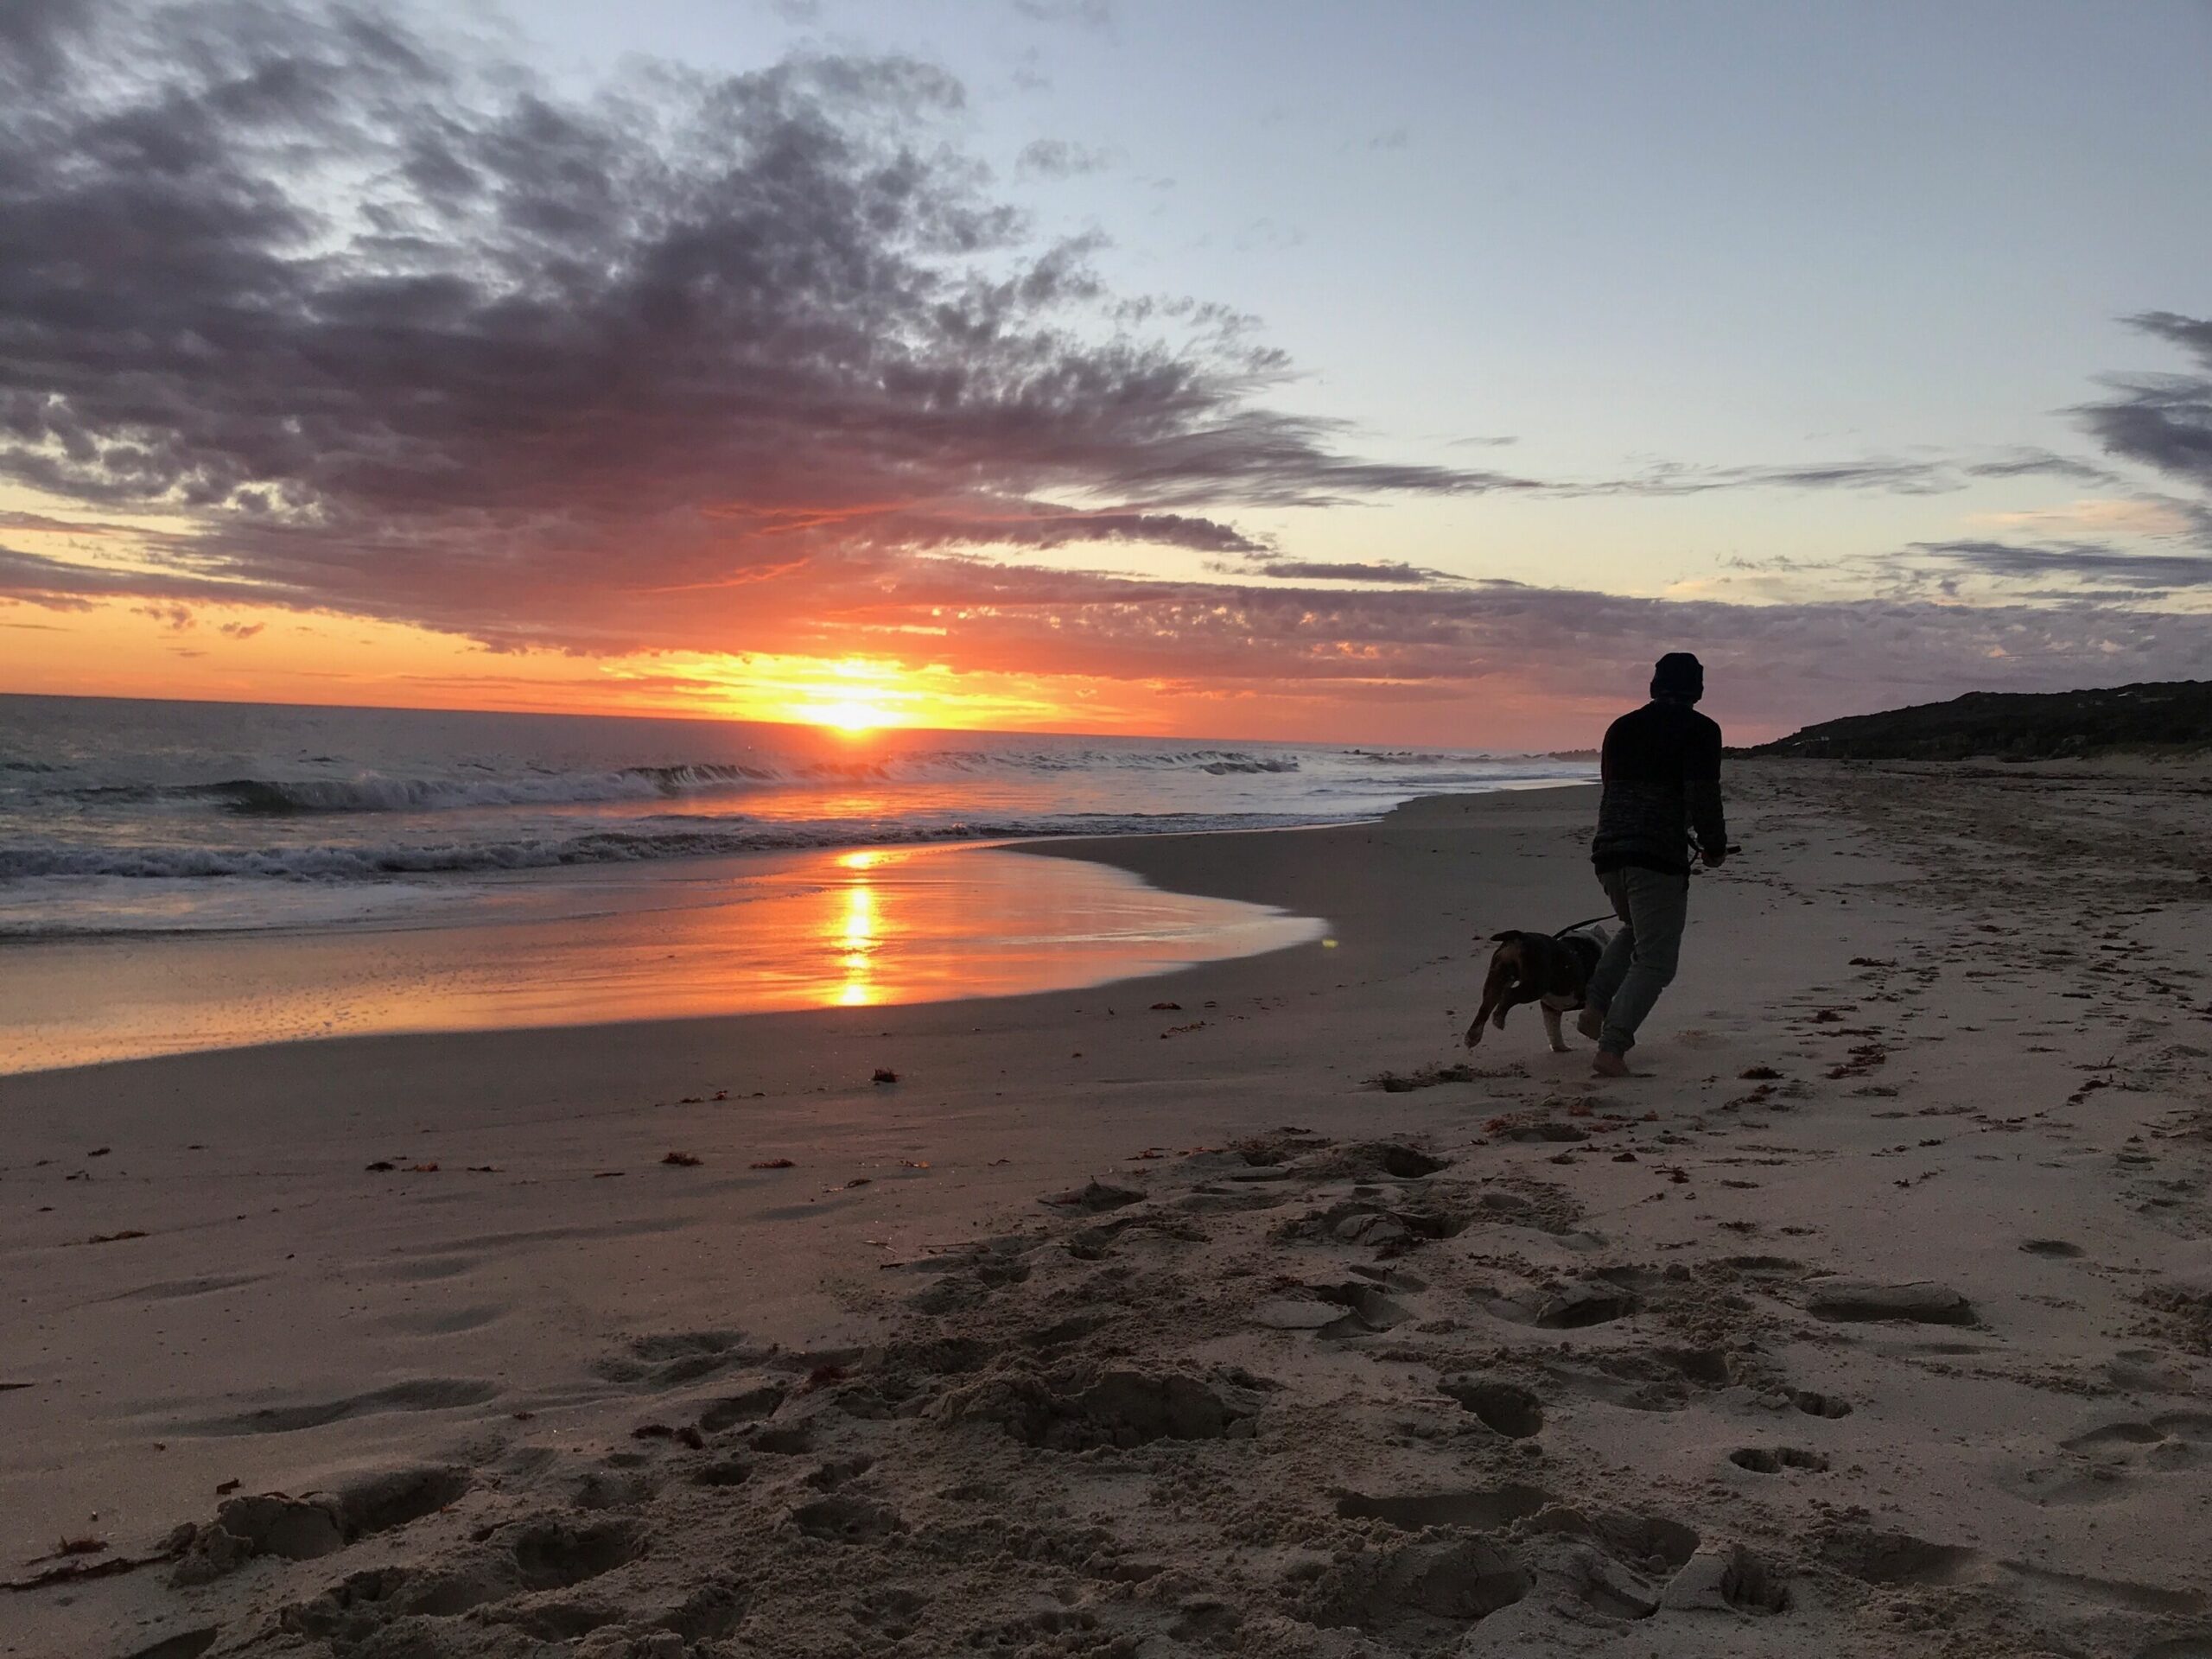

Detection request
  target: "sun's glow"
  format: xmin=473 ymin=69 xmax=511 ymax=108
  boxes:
xmin=781 ymin=657 xmax=919 ymax=734
xmin=809 ymin=697 xmax=891 ymax=734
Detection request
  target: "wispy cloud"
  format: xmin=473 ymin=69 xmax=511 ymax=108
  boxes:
xmin=1229 ymin=559 xmax=1464 ymax=586
xmin=1009 ymin=0 xmax=1112 ymax=28
xmin=1963 ymin=498 xmax=2198 ymax=537
xmin=1014 ymin=137 xmax=1116 ymax=179
xmin=1561 ymin=452 xmax=2108 ymax=499
xmin=1911 ymin=539 xmax=2212 ymax=588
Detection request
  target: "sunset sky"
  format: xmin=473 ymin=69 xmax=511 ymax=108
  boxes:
xmin=3 ymin=0 xmax=2209 ymax=747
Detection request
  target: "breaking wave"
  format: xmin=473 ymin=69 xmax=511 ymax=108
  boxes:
xmin=74 ymin=747 xmax=1305 ymax=816
xmin=0 ymin=810 xmax=1329 ymax=882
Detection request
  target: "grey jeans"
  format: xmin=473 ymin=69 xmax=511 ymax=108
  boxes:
xmin=1586 ymin=866 xmax=1689 ymax=1055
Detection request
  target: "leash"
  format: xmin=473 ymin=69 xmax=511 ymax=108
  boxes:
xmin=1557 ymin=844 xmax=1743 ymax=938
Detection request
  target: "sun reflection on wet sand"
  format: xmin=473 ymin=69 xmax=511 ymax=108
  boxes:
xmin=0 ymin=845 xmax=1325 ymax=1072
xmin=833 ymin=852 xmax=881 ymax=1006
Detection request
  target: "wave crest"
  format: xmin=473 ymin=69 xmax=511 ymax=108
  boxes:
xmin=0 ymin=810 xmax=1330 ymax=882
xmin=73 ymin=747 xmax=1305 ymax=816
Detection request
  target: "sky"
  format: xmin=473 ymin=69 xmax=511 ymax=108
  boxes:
xmin=2 ymin=0 xmax=2209 ymax=747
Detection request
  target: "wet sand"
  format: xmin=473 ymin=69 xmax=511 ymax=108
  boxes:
xmin=5 ymin=766 xmax=2212 ymax=1658
xmin=0 ymin=844 xmax=1321 ymax=1073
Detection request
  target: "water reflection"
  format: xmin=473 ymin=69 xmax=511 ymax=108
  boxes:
xmin=834 ymin=850 xmax=880 ymax=1006
xmin=0 ymin=846 xmax=1325 ymax=1072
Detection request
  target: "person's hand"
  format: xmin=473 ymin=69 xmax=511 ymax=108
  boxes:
xmin=1701 ymin=845 xmax=1727 ymax=868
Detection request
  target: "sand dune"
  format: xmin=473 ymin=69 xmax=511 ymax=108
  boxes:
xmin=4 ymin=763 xmax=2210 ymax=1657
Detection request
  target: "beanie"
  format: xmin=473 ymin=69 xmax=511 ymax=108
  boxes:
xmin=1650 ymin=652 xmax=1704 ymax=702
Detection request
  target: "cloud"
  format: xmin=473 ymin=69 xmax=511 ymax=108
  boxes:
xmin=2077 ymin=311 xmax=2212 ymax=496
xmin=1234 ymin=559 xmax=1461 ymax=586
xmin=1961 ymin=449 xmax=2120 ymax=486
xmin=0 ymin=3 xmax=1531 ymax=658
xmin=1015 ymin=137 xmax=1115 ymax=179
xmin=0 ymin=508 xmax=137 ymax=536
xmin=1963 ymin=497 xmax=2198 ymax=537
xmin=1911 ymin=539 xmax=2212 ymax=588
xmin=1574 ymin=457 xmax=1960 ymax=498
xmin=1010 ymin=0 xmax=1112 ymax=25
xmin=7 ymin=3 xmax=2211 ymax=736
xmin=718 ymin=559 xmax=2212 ymax=733
xmin=1556 ymin=448 xmax=2128 ymax=501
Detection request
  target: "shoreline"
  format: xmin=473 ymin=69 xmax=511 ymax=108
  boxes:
xmin=8 ymin=763 xmax=2212 ymax=1657
xmin=0 ymin=784 xmax=1588 ymax=1080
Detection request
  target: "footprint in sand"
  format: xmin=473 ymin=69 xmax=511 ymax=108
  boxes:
xmin=1804 ymin=1278 xmax=1975 ymax=1325
xmin=169 ymin=1465 xmax=472 ymax=1585
xmin=1818 ymin=1526 xmax=1986 ymax=1588
xmin=1252 ymin=1281 xmax=1412 ymax=1338
xmin=1542 ymin=1345 xmax=1738 ymax=1414
xmin=1335 ymin=1483 xmax=1552 ymax=1532
xmin=791 ymin=1493 xmax=905 ymax=1543
xmin=1308 ymin=1534 xmax=1530 ymax=1643
xmin=182 ymin=1378 xmax=498 ymax=1437
xmin=1728 ymin=1446 xmax=1830 ymax=1474
xmin=1477 ymin=1278 xmax=1637 ymax=1329
xmin=1438 ymin=1376 xmax=1544 ymax=1438
xmin=1790 ymin=1388 xmax=1854 ymax=1418
xmin=121 ymin=1632 xmax=219 ymax=1659
xmin=277 ymin=1515 xmax=649 ymax=1649
xmin=2061 ymin=1412 xmax=2212 ymax=1470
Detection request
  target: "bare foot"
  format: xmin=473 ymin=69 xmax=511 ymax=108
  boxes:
xmin=1575 ymin=1006 xmax=1605 ymax=1042
xmin=1591 ymin=1051 xmax=1634 ymax=1079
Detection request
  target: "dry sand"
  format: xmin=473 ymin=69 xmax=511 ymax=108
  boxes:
xmin=4 ymin=762 xmax=2211 ymax=1659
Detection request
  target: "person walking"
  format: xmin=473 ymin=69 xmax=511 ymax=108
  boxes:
xmin=1576 ymin=652 xmax=1726 ymax=1077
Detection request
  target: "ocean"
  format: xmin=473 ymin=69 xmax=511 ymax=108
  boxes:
xmin=0 ymin=696 xmax=1593 ymax=1070
xmin=0 ymin=696 xmax=1592 ymax=938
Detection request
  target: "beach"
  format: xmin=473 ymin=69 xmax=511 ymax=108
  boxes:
xmin=5 ymin=760 xmax=2211 ymax=1659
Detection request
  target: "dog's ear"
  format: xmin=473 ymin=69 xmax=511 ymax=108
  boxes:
xmin=1489 ymin=931 xmax=1519 ymax=943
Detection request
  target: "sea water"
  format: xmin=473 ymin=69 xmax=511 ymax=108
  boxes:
xmin=0 ymin=696 xmax=1592 ymax=1068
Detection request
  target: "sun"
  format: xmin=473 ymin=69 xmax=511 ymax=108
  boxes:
xmin=810 ymin=698 xmax=889 ymax=734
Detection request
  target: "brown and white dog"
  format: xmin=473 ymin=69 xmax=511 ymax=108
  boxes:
xmin=1464 ymin=922 xmax=1612 ymax=1053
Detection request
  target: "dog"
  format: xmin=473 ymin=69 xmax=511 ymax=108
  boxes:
xmin=1465 ymin=922 xmax=1611 ymax=1053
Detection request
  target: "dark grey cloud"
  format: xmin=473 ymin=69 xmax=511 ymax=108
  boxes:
xmin=1912 ymin=538 xmax=2212 ymax=588
xmin=2078 ymin=311 xmax=2212 ymax=495
xmin=0 ymin=1 xmax=1524 ymax=654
